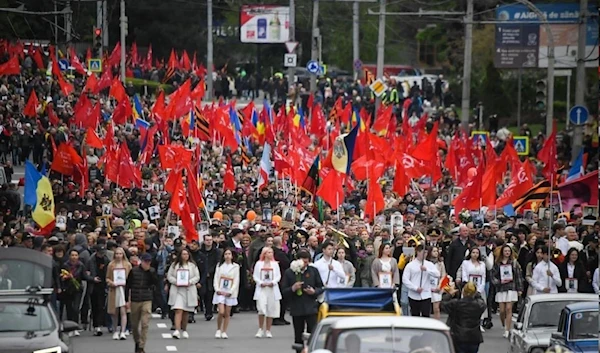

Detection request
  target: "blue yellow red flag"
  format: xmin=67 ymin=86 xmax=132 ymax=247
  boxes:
xmin=24 ymin=160 xmax=55 ymax=228
xmin=331 ymin=124 xmax=358 ymax=174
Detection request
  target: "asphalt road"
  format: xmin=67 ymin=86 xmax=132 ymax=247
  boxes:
xmin=71 ymin=311 xmax=512 ymax=353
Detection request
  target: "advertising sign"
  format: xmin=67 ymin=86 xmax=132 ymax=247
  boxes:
xmin=240 ymin=5 xmax=290 ymax=43
xmin=496 ymin=3 xmax=598 ymax=68
xmin=494 ymin=24 xmax=540 ymax=68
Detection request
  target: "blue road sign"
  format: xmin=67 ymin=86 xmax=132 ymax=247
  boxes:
xmin=512 ymin=136 xmax=529 ymax=156
xmin=87 ymin=58 xmax=103 ymax=73
xmin=58 ymin=59 xmax=69 ymax=71
xmin=353 ymin=59 xmax=363 ymax=70
xmin=569 ymin=105 xmax=589 ymax=125
xmin=306 ymin=60 xmax=320 ymax=74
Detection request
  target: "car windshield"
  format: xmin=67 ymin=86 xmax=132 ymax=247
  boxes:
xmin=528 ymin=301 xmax=580 ymax=328
xmin=569 ymin=311 xmax=599 ymax=340
xmin=0 ymin=303 xmax=55 ymax=332
xmin=334 ymin=328 xmax=451 ymax=353
xmin=312 ymin=323 xmax=332 ymax=350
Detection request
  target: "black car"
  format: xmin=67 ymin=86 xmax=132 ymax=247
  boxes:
xmin=0 ymin=247 xmax=79 ymax=353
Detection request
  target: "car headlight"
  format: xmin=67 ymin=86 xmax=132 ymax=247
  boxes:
xmin=530 ymin=348 xmax=545 ymax=353
xmin=34 ymin=347 xmax=62 ymax=353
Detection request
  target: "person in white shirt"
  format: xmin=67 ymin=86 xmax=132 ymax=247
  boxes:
xmin=401 ymin=244 xmax=440 ymax=317
xmin=313 ymin=240 xmax=346 ymax=288
xmin=531 ymin=246 xmax=562 ymax=294
xmin=592 ymin=268 xmax=599 ymax=294
xmin=554 ymin=224 xmax=569 ymax=256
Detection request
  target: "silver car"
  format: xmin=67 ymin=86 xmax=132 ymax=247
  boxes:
xmin=509 ymin=293 xmax=598 ymax=353
xmin=292 ymin=317 xmax=340 ymax=353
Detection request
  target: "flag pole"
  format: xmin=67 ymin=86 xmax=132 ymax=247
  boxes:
xmin=547 ymin=178 xmax=553 ymax=288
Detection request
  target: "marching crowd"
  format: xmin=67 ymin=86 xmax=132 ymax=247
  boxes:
xmin=0 ymin=45 xmax=598 ymax=353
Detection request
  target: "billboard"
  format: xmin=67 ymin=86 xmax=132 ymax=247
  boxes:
xmin=495 ymin=3 xmax=598 ymax=68
xmin=240 ymin=5 xmax=290 ymax=44
xmin=494 ymin=24 xmax=540 ymax=68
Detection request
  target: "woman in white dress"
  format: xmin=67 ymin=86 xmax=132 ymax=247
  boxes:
xmin=460 ymin=247 xmax=487 ymax=331
xmin=253 ymin=247 xmax=281 ymax=339
xmin=491 ymin=244 xmax=523 ymax=338
xmin=213 ymin=248 xmax=240 ymax=339
xmin=106 ymin=247 xmax=132 ymax=340
xmin=167 ymin=248 xmax=200 ymax=340
xmin=426 ymin=246 xmax=446 ymax=320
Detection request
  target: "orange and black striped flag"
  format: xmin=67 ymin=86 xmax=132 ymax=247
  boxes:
xmin=194 ymin=104 xmax=210 ymax=141
xmin=241 ymin=145 xmax=251 ymax=166
xmin=512 ymin=179 xmax=551 ymax=211
xmin=162 ymin=66 xmax=175 ymax=83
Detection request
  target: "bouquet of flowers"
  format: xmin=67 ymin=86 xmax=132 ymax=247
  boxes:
xmin=290 ymin=259 xmax=304 ymax=296
xmin=458 ymin=209 xmax=472 ymax=224
xmin=234 ymin=247 xmax=244 ymax=264
xmin=60 ymin=269 xmax=81 ymax=291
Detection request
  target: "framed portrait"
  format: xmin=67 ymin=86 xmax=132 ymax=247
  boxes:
xmin=148 ymin=205 xmax=161 ymax=220
xmin=219 ymin=276 xmax=233 ymax=293
xmin=113 ymin=268 xmax=127 ymax=287
xmin=176 ymin=269 xmax=190 ymax=287
xmin=260 ymin=268 xmax=273 ymax=282
xmin=440 ymin=190 xmax=451 ymax=206
xmin=500 ymin=264 xmax=513 ymax=284
xmin=102 ymin=203 xmax=113 ymax=216
xmin=205 ymin=198 xmax=215 ymax=213
xmin=468 ymin=274 xmax=482 ymax=287
xmin=582 ymin=206 xmax=598 ymax=226
xmin=378 ymin=272 xmax=393 ymax=289
xmin=263 ymin=208 xmax=273 ymax=223
xmin=565 ymin=277 xmax=578 ymax=293
xmin=451 ymin=187 xmax=462 ymax=202
xmin=96 ymin=216 xmax=111 ymax=231
xmin=56 ymin=215 xmax=67 ymax=231
xmin=282 ymin=206 xmax=295 ymax=222
xmin=167 ymin=226 xmax=180 ymax=237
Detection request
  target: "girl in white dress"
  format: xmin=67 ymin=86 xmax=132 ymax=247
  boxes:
xmin=336 ymin=248 xmax=356 ymax=287
xmin=167 ymin=248 xmax=200 ymax=339
xmin=461 ymin=248 xmax=487 ymax=331
xmin=213 ymin=248 xmax=240 ymax=339
xmin=253 ymin=247 xmax=281 ymax=338
xmin=106 ymin=247 xmax=132 ymax=340
xmin=426 ymin=246 xmax=446 ymax=320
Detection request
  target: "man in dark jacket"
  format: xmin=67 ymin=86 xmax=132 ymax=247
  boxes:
xmin=445 ymin=225 xmax=475 ymax=282
xmin=126 ymin=253 xmax=159 ymax=353
xmin=187 ymin=240 xmax=208 ymax=323
xmin=200 ymin=234 xmax=222 ymax=321
xmin=281 ymin=250 xmax=324 ymax=352
xmin=442 ymin=282 xmax=487 ymax=353
xmin=87 ymin=244 xmax=110 ymax=336
xmin=273 ymin=236 xmax=290 ymax=325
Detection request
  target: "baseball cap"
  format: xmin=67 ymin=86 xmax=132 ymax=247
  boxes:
xmin=476 ymin=234 xmax=486 ymax=241
xmin=140 ymin=253 xmax=153 ymax=262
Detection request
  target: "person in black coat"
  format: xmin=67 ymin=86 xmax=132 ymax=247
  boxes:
xmin=442 ymin=282 xmax=487 ymax=353
xmin=273 ymin=236 xmax=291 ymax=325
xmin=445 ymin=226 xmax=475 ymax=282
xmin=281 ymin=250 xmax=324 ymax=353
xmin=558 ymin=248 xmax=592 ymax=293
xmin=224 ymin=229 xmax=251 ymax=312
xmin=188 ymin=240 xmax=208 ymax=323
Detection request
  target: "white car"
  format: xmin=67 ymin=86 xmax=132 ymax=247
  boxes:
xmin=293 ymin=317 xmax=340 ymax=353
xmin=509 ymin=293 xmax=598 ymax=353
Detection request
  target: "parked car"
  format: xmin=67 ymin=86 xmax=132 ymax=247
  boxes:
xmin=509 ymin=293 xmax=598 ymax=353
xmin=0 ymin=247 xmax=80 ymax=353
xmin=549 ymin=302 xmax=598 ymax=353
xmin=322 ymin=316 xmax=454 ymax=353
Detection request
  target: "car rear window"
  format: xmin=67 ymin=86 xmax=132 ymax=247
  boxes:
xmin=569 ymin=311 xmax=599 ymax=340
xmin=335 ymin=328 xmax=451 ymax=353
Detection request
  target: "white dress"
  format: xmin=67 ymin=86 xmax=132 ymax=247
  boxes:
xmin=430 ymin=261 xmax=443 ymax=303
xmin=253 ymin=261 xmax=282 ymax=318
xmin=115 ymin=286 xmax=126 ymax=308
xmin=213 ymin=263 xmax=239 ymax=306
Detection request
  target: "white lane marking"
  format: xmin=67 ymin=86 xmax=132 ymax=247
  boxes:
xmin=151 ymin=313 xmax=161 ymax=319
xmin=157 ymin=323 xmax=167 ymax=328
xmin=166 ymin=346 xmax=178 ymax=351
xmin=162 ymin=333 xmax=172 ymax=338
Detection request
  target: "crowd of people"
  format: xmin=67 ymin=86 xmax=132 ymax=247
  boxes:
xmin=0 ymin=44 xmax=598 ymax=353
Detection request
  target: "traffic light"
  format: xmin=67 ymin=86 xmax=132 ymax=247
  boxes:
xmin=535 ymin=79 xmax=547 ymax=111
xmin=93 ymin=27 xmax=102 ymax=58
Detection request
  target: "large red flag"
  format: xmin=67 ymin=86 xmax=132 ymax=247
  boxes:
xmin=23 ymin=90 xmax=39 ymax=117
xmin=537 ymin=121 xmax=558 ymax=185
xmin=108 ymin=42 xmax=121 ymax=67
xmin=496 ymin=160 xmax=534 ymax=207
xmin=453 ymin=164 xmax=484 ymax=212
xmin=0 ymin=56 xmax=20 ymax=76
xmin=316 ymin=169 xmax=344 ymax=210
xmin=85 ymin=127 xmax=104 ymax=149
xmin=112 ymin=96 xmax=132 ymax=125
xmin=411 ymin=122 xmax=439 ymax=162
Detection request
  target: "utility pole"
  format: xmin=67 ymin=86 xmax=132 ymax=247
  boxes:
xmin=309 ymin=0 xmax=320 ymax=92
xmin=374 ymin=0 xmax=386 ymax=116
xmin=572 ymin=0 xmax=588 ymax=162
xmin=102 ymin=0 xmax=108 ymax=48
xmin=460 ymin=0 xmax=473 ymax=130
xmin=206 ymin=0 xmax=214 ymax=100
xmin=96 ymin=1 xmax=103 ymax=57
xmin=352 ymin=1 xmax=360 ymax=79
xmin=287 ymin=0 xmax=295 ymax=92
xmin=120 ymin=0 xmax=127 ymax=83
xmin=64 ymin=1 xmax=72 ymax=44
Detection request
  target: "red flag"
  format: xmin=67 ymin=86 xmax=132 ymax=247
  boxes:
xmin=112 ymin=96 xmax=132 ymax=125
xmin=223 ymin=156 xmax=236 ymax=192
xmin=96 ymin=69 xmax=113 ymax=92
xmin=167 ymin=49 xmax=178 ymax=69
xmin=83 ymin=73 xmax=98 ymax=94
xmin=181 ymin=50 xmax=191 ymax=71
xmin=116 ymin=143 xmax=142 ymax=188
xmin=310 ymin=103 xmax=325 ymax=138
xmin=108 ymin=42 xmax=121 ymax=67
xmin=130 ymin=42 xmax=139 ymax=66
xmin=411 ymin=122 xmax=439 ymax=161
xmin=145 ymin=44 xmax=153 ymax=70
xmin=109 ymin=78 xmax=127 ymax=102
xmin=23 ymin=90 xmax=39 ymax=117
xmin=393 ymin=160 xmax=410 ymax=197
xmin=69 ymin=47 xmax=86 ymax=75
xmin=158 ymin=145 xmax=192 ymax=170
xmin=537 ymin=121 xmax=558 ymax=185
xmin=85 ymin=127 xmax=104 ymax=149
xmin=46 ymin=104 xmax=60 ymax=126
xmin=51 ymin=143 xmax=79 ymax=175
xmin=32 ymin=47 xmax=45 ymax=70
xmin=365 ymin=176 xmax=385 ymax=220
xmin=496 ymin=160 xmax=534 ymax=207
xmin=191 ymin=79 xmax=205 ymax=102
xmin=316 ymin=169 xmax=344 ymax=210
xmin=0 ymin=56 xmax=20 ymax=76
xmin=57 ymin=75 xmax=74 ymax=96
xmin=453 ymin=164 xmax=484 ymax=211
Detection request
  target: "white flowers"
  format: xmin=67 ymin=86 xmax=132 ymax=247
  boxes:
xmin=290 ymin=259 xmax=304 ymax=274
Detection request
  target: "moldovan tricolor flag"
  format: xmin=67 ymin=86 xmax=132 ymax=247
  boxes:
xmin=24 ymin=161 xmax=55 ymax=228
xmin=257 ymin=142 xmax=272 ymax=190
